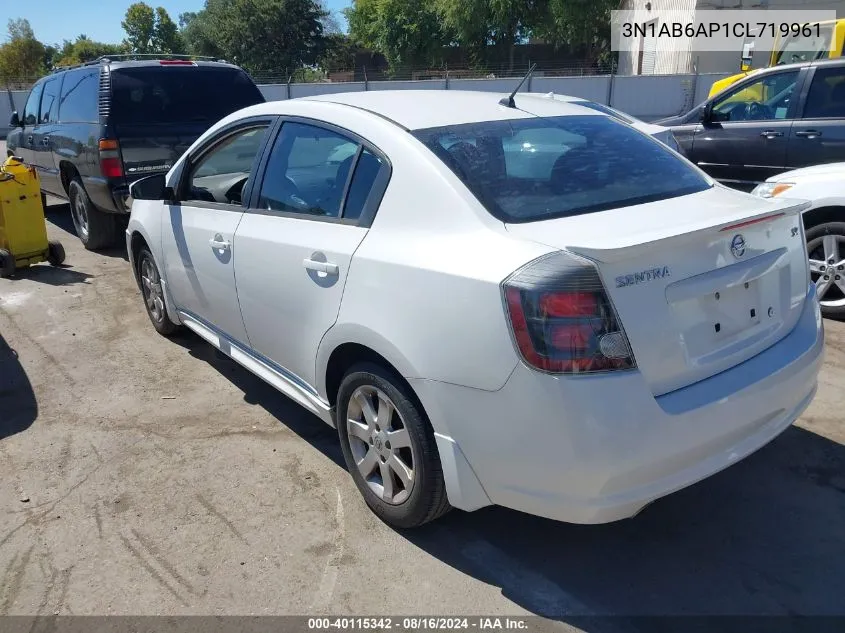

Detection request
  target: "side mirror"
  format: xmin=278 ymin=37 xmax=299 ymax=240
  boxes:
xmin=700 ymin=102 xmax=714 ymax=125
xmin=9 ymin=111 xmax=20 ymax=128
xmin=129 ymin=174 xmax=173 ymax=203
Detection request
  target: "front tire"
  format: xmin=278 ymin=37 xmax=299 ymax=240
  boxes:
xmin=807 ymin=222 xmax=845 ymax=320
xmin=136 ymin=246 xmax=179 ymax=336
xmin=68 ymin=179 xmax=116 ymax=250
xmin=337 ymin=362 xmax=450 ymax=528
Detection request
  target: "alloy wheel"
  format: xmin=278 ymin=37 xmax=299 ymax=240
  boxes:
xmin=140 ymin=256 xmax=166 ymax=323
xmin=72 ymin=194 xmax=90 ymax=240
xmin=809 ymin=234 xmax=845 ymax=308
xmin=345 ymin=385 xmax=415 ymax=505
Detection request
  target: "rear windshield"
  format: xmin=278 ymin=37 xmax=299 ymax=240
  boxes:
xmin=412 ymin=115 xmax=710 ymax=223
xmin=110 ymin=66 xmax=264 ymax=125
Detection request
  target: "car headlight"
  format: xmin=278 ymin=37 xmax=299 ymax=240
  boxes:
xmin=751 ymin=181 xmax=794 ymax=198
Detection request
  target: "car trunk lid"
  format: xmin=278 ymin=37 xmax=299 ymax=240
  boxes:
xmin=505 ymin=186 xmax=811 ymax=396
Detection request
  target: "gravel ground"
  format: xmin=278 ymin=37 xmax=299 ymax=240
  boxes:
xmin=1 ymin=158 xmax=844 ymax=627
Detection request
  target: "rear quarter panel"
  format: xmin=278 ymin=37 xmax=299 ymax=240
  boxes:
xmin=278 ymin=100 xmax=554 ymax=396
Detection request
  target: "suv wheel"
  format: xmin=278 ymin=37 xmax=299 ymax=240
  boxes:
xmin=68 ymin=179 xmax=116 ymax=250
xmin=336 ymin=362 xmax=450 ymax=528
xmin=137 ymin=246 xmax=179 ymax=336
xmin=807 ymin=222 xmax=845 ymax=320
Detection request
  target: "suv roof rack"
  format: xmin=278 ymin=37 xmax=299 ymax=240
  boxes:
xmin=52 ymin=54 xmax=225 ymax=73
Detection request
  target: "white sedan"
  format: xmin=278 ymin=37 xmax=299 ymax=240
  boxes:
xmin=126 ymin=90 xmax=823 ymax=528
xmin=753 ymin=163 xmax=845 ymax=319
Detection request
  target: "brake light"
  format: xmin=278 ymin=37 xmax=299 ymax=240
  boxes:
xmin=503 ymin=252 xmax=635 ymax=374
xmin=98 ymin=139 xmax=123 ymax=178
xmin=159 ymin=60 xmax=196 ymax=65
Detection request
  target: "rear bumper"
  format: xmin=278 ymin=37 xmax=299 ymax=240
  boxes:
xmin=83 ymin=176 xmax=130 ymax=214
xmin=411 ymin=286 xmax=824 ymax=523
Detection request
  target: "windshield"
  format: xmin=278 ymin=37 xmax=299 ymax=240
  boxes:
xmin=774 ymin=24 xmax=834 ymax=64
xmin=412 ymin=115 xmax=710 ymax=223
xmin=110 ymin=66 xmax=264 ymax=125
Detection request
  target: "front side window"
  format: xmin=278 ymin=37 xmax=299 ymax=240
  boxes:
xmin=711 ymin=70 xmax=799 ymax=122
xmin=803 ymin=67 xmax=845 ymax=119
xmin=39 ymin=78 xmax=61 ymax=124
xmin=258 ymin=122 xmax=360 ymax=218
xmin=58 ymin=69 xmax=99 ymax=123
xmin=413 ymin=115 xmax=710 ymax=223
xmin=184 ymin=125 xmax=269 ymax=206
xmin=23 ymin=83 xmax=44 ymax=126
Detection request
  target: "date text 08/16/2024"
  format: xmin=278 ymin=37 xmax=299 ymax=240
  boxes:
xmin=307 ymin=618 xmax=529 ymax=631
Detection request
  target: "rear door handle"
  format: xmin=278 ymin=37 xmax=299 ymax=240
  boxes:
xmin=209 ymin=235 xmax=230 ymax=250
xmin=795 ymin=129 xmax=822 ymax=138
xmin=760 ymin=130 xmax=784 ymax=138
xmin=303 ymin=258 xmax=339 ymax=275
xmin=41 ymin=136 xmax=50 ymax=146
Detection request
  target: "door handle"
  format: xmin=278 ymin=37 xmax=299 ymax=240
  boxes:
xmin=209 ymin=235 xmax=230 ymax=250
xmin=303 ymin=258 xmax=339 ymax=275
xmin=795 ymin=129 xmax=822 ymax=138
xmin=26 ymin=135 xmax=33 ymax=145
xmin=41 ymin=136 xmax=50 ymax=146
xmin=760 ymin=130 xmax=784 ymax=138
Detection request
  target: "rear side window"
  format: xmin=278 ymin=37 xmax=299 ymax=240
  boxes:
xmin=110 ymin=67 xmax=264 ymax=125
xmin=413 ymin=115 xmax=710 ymax=223
xmin=258 ymin=122 xmax=359 ymax=218
xmin=39 ymin=77 xmax=62 ymax=124
xmin=58 ymin=69 xmax=99 ymax=123
xmin=803 ymin=66 xmax=845 ymax=119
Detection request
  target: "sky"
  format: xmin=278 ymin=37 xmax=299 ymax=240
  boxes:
xmin=0 ymin=0 xmax=351 ymax=46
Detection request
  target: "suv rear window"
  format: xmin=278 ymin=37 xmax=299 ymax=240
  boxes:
xmin=412 ymin=115 xmax=710 ymax=223
xmin=110 ymin=66 xmax=264 ymax=125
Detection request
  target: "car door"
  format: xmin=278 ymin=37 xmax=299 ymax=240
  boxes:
xmin=787 ymin=64 xmax=845 ymax=169
xmin=160 ymin=118 xmax=275 ymax=346
xmin=14 ymin=82 xmax=44 ymax=165
xmin=31 ymin=75 xmax=64 ymax=195
xmin=234 ymin=119 xmax=391 ymax=389
xmin=688 ymin=68 xmax=804 ymax=188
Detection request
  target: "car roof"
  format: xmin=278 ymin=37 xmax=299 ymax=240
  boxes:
xmin=301 ymin=90 xmax=604 ymax=130
xmin=51 ymin=58 xmax=242 ymax=75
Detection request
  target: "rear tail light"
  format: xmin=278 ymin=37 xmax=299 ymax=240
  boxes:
xmin=98 ymin=139 xmax=124 ymax=178
xmin=503 ymin=251 xmax=636 ymax=374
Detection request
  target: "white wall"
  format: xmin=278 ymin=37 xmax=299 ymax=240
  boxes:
xmin=0 ymin=72 xmax=730 ymax=137
xmin=255 ymin=73 xmax=729 ymax=121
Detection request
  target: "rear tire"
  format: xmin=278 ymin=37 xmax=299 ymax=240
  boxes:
xmin=136 ymin=246 xmax=179 ymax=336
xmin=806 ymin=221 xmax=845 ymax=320
xmin=47 ymin=240 xmax=65 ymax=266
xmin=68 ymin=179 xmax=116 ymax=250
xmin=0 ymin=249 xmax=15 ymax=278
xmin=336 ymin=362 xmax=450 ymax=529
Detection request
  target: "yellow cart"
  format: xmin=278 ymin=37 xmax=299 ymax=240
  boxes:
xmin=0 ymin=156 xmax=65 ymax=278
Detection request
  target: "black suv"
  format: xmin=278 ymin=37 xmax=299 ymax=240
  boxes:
xmin=657 ymin=57 xmax=845 ymax=190
xmin=7 ymin=56 xmax=265 ymax=249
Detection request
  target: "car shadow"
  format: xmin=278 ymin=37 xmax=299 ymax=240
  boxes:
xmin=169 ymin=330 xmax=344 ymax=468
xmin=166 ymin=329 xmax=845 ymax=622
xmin=4 ymin=263 xmax=92 ymax=286
xmin=0 ymin=333 xmax=37 ymax=440
xmin=44 ymin=203 xmax=129 ymax=262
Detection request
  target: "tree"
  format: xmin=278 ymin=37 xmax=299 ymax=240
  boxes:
xmin=151 ymin=7 xmax=185 ymax=54
xmin=122 ymin=2 xmax=185 ymax=55
xmin=345 ymin=0 xmax=448 ymax=73
xmin=0 ymin=18 xmax=46 ymax=83
xmin=535 ymin=0 xmax=617 ymax=67
xmin=318 ymin=33 xmax=358 ymax=72
xmin=181 ymin=0 xmax=328 ymax=77
xmin=434 ymin=0 xmax=540 ymax=70
xmin=50 ymin=35 xmax=126 ymax=68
